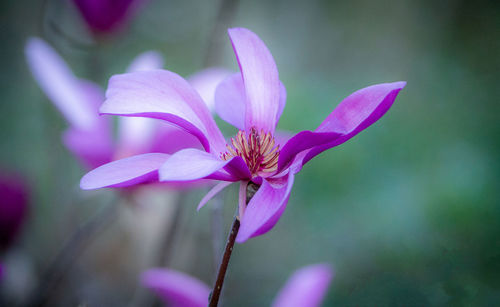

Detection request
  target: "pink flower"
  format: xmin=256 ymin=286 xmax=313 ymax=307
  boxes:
xmin=72 ymin=0 xmax=144 ymax=35
xmin=80 ymin=28 xmax=406 ymax=242
xmin=25 ymin=38 xmax=230 ymax=174
xmin=142 ymin=264 xmax=333 ymax=307
xmin=0 ymin=173 xmax=29 ymax=252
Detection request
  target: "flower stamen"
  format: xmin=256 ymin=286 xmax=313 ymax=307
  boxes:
xmin=220 ymin=127 xmax=280 ymax=176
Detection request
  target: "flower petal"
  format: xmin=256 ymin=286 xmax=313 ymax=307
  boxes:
xmin=25 ymin=37 xmax=98 ymax=130
xmin=214 ymin=73 xmax=246 ymax=130
xmin=72 ymin=0 xmax=141 ymax=34
xmin=63 ymin=127 xmax=114 ymax=169
xmin=149 ymin=124 xmax=204 ymax=154
xmin=80 ymin=153 xmax=170 ymax=190
xmin=238 ymin=181 xmax=248 ymax=219
xmin=116 ymin=117 xmax=156 ymax=158
xmin=126 ymin=50 xmax=164 ymax=72
xmin=272 ymin=264 xmax=334 ymax=307
xmin=278 ymin=81 xmax=406 ymax=171
xmin=142 ymin=268 xmax=210 ymax=307
xmin=101 ymin=70 xmax=226 ymax=153
xmin=214 ymin=73 xmax=287 ymax=130
xmin=159 ymin=148 xmax=248 ymax=182
xmin=197 ymin=181 xmax=232 ymax=211
xmin=236 ymin=173 xmax=294 ymax=243
xmin=114 ymin=51 xmax=165 ymax=157
xmin=228 ymin=28 xmax=281 ymax=132
xmin=187 ymin=68 xmax=231 ymax=111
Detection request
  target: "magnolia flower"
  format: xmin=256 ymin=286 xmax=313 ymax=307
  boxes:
xmin=80 ymin=28 xmax=406 ymax=242
xmin=72 ymin=0 xmax=144 ymax=35
xmin=25 ymin=38 xmax=229 ymax=173
xmin=142 ymin=264 xmax=333 ymax=307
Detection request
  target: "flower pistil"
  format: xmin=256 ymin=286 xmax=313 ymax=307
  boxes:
xmin=220 ymin=127 xmax=280 ymax=176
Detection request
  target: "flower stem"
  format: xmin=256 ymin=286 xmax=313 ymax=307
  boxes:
xmin=209 ymin=182 xmax=259 ymax=307
xmin=208 ymin=216 xmax=240 ymax=307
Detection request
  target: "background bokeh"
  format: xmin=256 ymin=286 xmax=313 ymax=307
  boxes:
xmin=1 ymin=0 xmax=499 ymax=306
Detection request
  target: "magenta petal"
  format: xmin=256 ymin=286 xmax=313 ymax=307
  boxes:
xmin=215 ymin=73 xmax=287 ymax=130
xmin=101 ymin=70 xmax=226 ymax=153
xmin=0 ymin=174 xmax=29 ymax=251
xmin=159 ymin=149 xmax=244 ymax=182
xmin=303 ymin=81 xmax=406 ymax=164
xmin=236 ymin=173 xmax=295 ymax=243
xmin=228 ymin=28 xmax=281 ymax=133
xmin=278 ymin=81 xmax=406 ymax=171
xmin=72 ymin=0 xmax=140 ymax=34
xmin=272 ymin=264 xmax=334 ymax=307
xmin=187 ymin=68 xmax=231 ymax=111
xmin=80 ymin=153 xmax=170 ymax=190
xmin=277 ymin=130 xmax=342 ymax=172
xmin=25 ymin=37 xmax=98 ymax=130
xmin=142 ymin=268 xmax=210 ymax=307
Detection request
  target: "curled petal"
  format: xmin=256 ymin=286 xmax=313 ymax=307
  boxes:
xmin=277 ymin=131 xmax=342 ymax=173
xmin=142 ymin=268 xmax=210 ymax=307
xmin=228 ymin=28 xmax=281 ymax=132
xmin=115 ymin=51 xmax=164 ymax=157
xmin=214 ymin=73 xmax=287 ymax=130
xmin=236 ymin=173 xmax=295 ymax=243
xmin=272 ymin=264 xmax=334 ymax=307
xmin=278 ymin=81 xmax=406 ymax=171
xmin=101 ymin=70 xmax=226 ymax=153
xmin=80 ymin=153 xmax=170 ymax=190
xmin=159 ymin=149 xmax=249 ymax=182
xmin=25 ymin=37 xmax=98 ymax=130
xmin=187 ymin=68 xmax=231 ymax=111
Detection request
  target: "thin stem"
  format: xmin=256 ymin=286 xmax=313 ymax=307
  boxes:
xmin=208 ymin=216 xmax=240 ymax=307
xmin=209 ymin=182 xmax=259 ymax=307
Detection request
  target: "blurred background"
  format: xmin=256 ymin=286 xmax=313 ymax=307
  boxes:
xmin=1 ymin=0 xmax=499 ymax=306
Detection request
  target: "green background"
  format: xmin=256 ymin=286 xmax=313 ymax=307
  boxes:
xmin=0 ymin=0 xmax=498 ymax=305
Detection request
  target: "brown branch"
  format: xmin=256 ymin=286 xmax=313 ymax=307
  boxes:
xmin=208 ymin=182 xmax=259 ymax=307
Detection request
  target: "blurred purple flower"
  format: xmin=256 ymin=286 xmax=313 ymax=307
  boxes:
xmin=271 ymin=264 xmax=333 ymax=307
xmin=142 ymin=264 xmax=333 ymax=307
xmin=25 ymin=38 xmax=230 ymax=176
xmin=72 ymin=0 xmax=144 ymax=35
xmin=0 ymin=174 xmax=29 ymax=252
xmin=80 ymin=27 xmax=405 ymax=242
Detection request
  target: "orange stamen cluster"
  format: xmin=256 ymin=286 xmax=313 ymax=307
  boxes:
xmin=220 ymin=127 xmax=280 ymax=176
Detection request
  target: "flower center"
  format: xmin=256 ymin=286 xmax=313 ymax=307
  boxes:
xmin=220 ymin=127 xmax=280 ymax=176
